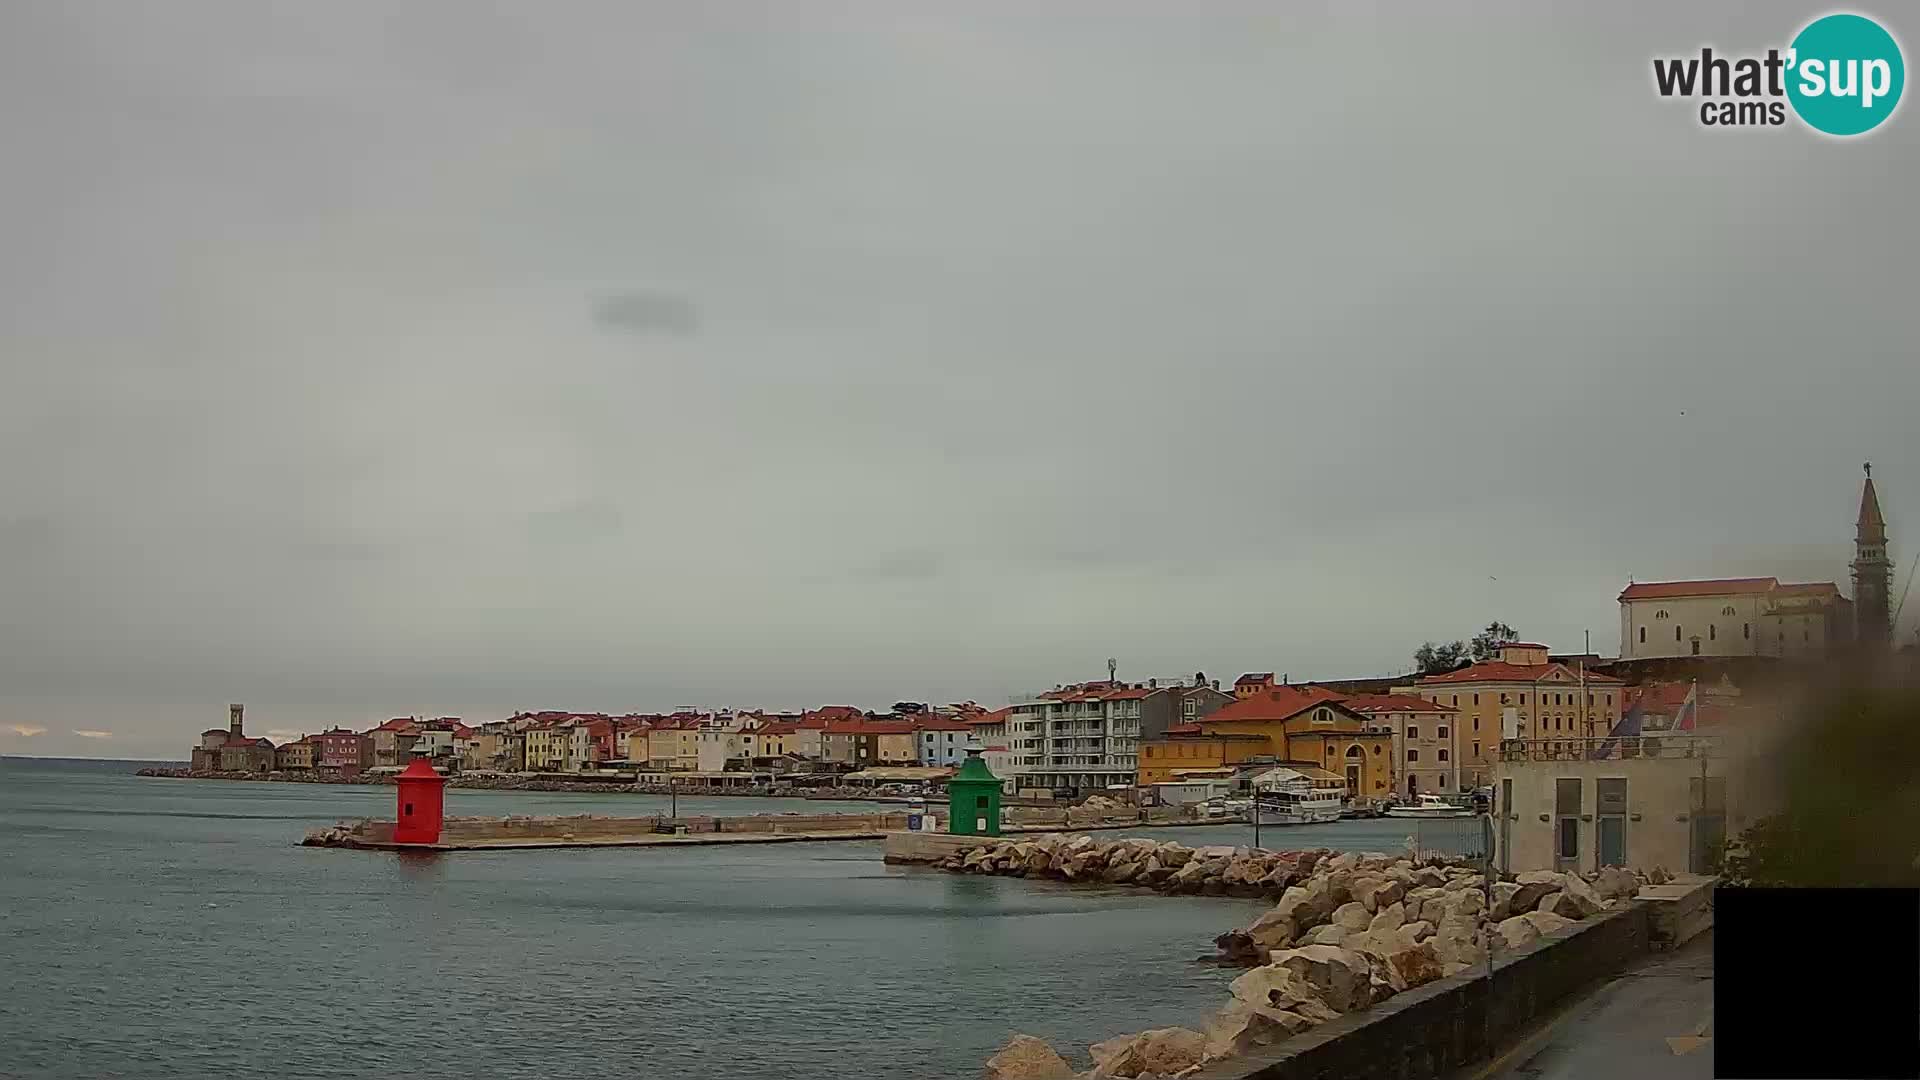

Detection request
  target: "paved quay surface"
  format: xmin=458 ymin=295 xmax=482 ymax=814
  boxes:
xmin=1463 ymin=931 xmax=1714 ymax=1080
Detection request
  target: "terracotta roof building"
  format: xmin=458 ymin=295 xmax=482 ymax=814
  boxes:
xmin=1401 ymin=643 xmax=1625 ymax=788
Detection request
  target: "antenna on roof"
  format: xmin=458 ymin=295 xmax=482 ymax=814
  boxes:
xmin=1107 ymin=657 xmax=1117 ymax=683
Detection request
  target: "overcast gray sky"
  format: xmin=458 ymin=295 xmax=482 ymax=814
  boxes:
xmin=3 ymin=2 xmax=1914 ymax=758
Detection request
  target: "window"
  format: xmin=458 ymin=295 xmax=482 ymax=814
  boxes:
xmin=1473 ymin=693 xmax=1479 ymax=705
xmin=1451 ymin=695 xmax=1458 ymax=706
xmin=1710 ymin=625 xmax=1716 ymax=641
xmin=1722 ymin=605 xmax=1736 ymax=616
xmin=1743 ymin=623 xmax=1750 ymax=639
xmin=1639 ymin=626 xmax=1646 ymax=644
xmin=1408 ymin=725 xmax=1419 ymax=739
xmin=1473 ymin=716 xmax=1479 ymax=731
xmin=1472 ymin=740 xmax=1480 ymax=757
xmin=1605 ymin=693 xmax=1612 ymax=706
xmin=1437 ymin=725 xmax=1449 ymax=739
xmin=1655 ymin=609 xmax=1670 ymax=619
xmin=1438 ymin=749 xmax=1449 ymax=761
xmin=1407 ymin=749 xmax=1419 ymax=761
xmin=1676 ymin=625 xmax=1682 ymax=642
xmin=1372 ymin=744 xmax=1381 ymax=755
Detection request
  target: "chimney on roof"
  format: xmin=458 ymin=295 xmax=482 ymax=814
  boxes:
xmin=1194 ymin=671 xmax=1205 ymax=687
xmin=1212 ymin=679 xmax=1220 ymax=691
xmin=1148 ymin=678 xmax=1157 ymax=689
xmin=1282 ymin=674 xmax=1290 ymax=686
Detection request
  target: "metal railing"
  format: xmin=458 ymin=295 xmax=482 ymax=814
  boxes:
xmin=1497 ymin=735 xmax=1718 ymax=762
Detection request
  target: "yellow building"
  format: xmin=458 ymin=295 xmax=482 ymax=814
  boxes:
xmin=523 ymin=724 xmax=565 ymax=772
xmin=646 ymin=728 xmax=701 ymax=771
xmin=1189 ymin=685 xmax=1393 ymax=799
xmin=1136 ymin=731 xmax=1271 ymax=785
xmin=1400 ymin=642 xmax=1625 ymax=789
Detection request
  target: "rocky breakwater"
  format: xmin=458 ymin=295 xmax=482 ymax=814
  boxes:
xmin=935 ymin=835 xmax=1331 ymax=899
xmin=977 ymin=846 xmax=1663 ymax=1079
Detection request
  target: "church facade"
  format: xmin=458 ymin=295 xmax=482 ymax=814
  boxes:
xmin=1618 ymin=465 xmax=1891 ymax=661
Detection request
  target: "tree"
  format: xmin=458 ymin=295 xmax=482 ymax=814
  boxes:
xmin=1413 ymin=640 xmax=1468 ymax=674
xmin=1469 ymin=621 xmax=1519 ymax=661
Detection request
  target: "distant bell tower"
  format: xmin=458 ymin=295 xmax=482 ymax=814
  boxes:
xmin=1852 ymin=463 xmax=1893 ymax=647
xmin=229 ymin=703 xmax=245 ymax=738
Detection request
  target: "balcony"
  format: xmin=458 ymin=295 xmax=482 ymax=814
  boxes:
xmin=1497 ymin=736 xmax=1718 ymax=763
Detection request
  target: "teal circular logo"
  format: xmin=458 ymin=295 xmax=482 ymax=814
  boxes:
xmin=1787 ymin=14 xmax=1905 ymax=136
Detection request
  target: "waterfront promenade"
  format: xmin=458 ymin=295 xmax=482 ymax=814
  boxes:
xmin=1460 ymin=932 xmax=1714 ymax=1080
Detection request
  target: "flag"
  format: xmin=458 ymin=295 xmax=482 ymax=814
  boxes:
xmin=1589 ymin=698 xmax=1644 ymax=759
xmin=1674 ymin=681 xmax=1698 ymax=732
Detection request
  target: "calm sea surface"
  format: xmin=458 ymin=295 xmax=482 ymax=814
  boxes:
xmin=0 ymin=757 xmax=1290 ymax=1080
xmin=1 ymin=758 xmax=1485 ymax=1079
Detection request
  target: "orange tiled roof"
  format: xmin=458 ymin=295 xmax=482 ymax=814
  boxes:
xmin=1618 ymin=578 xmax=1777 ymax=600
xmin=1196 ymin=685 xmax=1348 ymax=724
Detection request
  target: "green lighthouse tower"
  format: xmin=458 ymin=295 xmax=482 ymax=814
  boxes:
xmin=945 ymin=746 xmax=1003 ymax=837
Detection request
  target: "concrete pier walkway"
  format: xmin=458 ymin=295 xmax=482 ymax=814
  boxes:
xmin=1460 ymin=931 xmax=1714 ymax=1080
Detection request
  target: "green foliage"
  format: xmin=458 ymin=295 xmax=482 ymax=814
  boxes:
xmin=1413 ymin=620 xmax=1518 ymax=673
xmin=1414 ymin=640 xmax=1467 ymax=674
xmin=1469 ymin=622 xmax=1519 ymax=662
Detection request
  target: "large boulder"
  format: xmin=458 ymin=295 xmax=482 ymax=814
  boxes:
xmin=1362 ymin=878 xmax=1406 ymax=912
xmin=1445 ymin=888 xmax=1486 ymax=919
xmin=1387 ymin=941 xmax=1446 ymax=989
xmin=1590 ymin=866 xmax=1640 ymax=902
xmin=1247 ymin=906 xmax=1296 ymax=950
xmin=1302 ymin=924 xmax=1350 ymax=947
xmin=1272 ymin=879 xmax=1333 ymax=937
xmin=1203 ymin=1001 xmax=1315 ymax=1061
xmin=1396 ymin=920 xmax=1435 ymax=947
xmin=1539 ymin=891 xmax=1590 ymax=920
xmin=1368 ymin=901 xmax=1407 ymax=935
xmin=1516 ymin=869 xmax=1564 ymax=889
xmin=1507 ymin=879 xmax=1557 ymax=916
xmin=1129 ymin=1027 xmax=1207 ymax=1078
xmin=1428 ymin=913 xmax=1486 ymax=969
xmin=1494 ymin=915 xmax=1542 ymax=951
xmin=1489 ymin=881 xmax=1523 ymax=919
xmin=1230 ymin=963 xmax=1343 ymax=1023
xmin=1160 ymin=845 xmax=1193 ymax=868
xmin=1102 ymin=860 xmax=1140 ymax=885
xmin=1273 ymin=945 xmax=1373 ymax=1013
xmin=984 ymin=1035 xmax=1075 ymax=1080
xmin=1331 ymin=902 xmax=1372 ymax=932
xmin=1558 ymin=874 xmax=1604 ymax=918
xmin=1211 ymin=931 xmax=1266 ymax=967
xmin=1522 ymin=910 xmax=1575 ymax=937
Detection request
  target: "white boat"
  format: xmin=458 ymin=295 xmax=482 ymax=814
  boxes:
xmin=1384 ymin=793 xmax=1477 ymax=819
xmin=1249 ymin=768 xmax=1345 ymax=825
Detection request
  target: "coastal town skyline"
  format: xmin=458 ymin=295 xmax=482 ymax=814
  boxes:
xmin=24 ymin=464 xmax=1906 ymax=764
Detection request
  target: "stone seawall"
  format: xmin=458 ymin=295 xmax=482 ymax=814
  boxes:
xmin=1192 ymin=902 xmax=1654 ymax=1080
xmin=303 ymin=810 xmax=915 ymax=848
xmin=973 ymin=837 xmax=1694 ymax=1079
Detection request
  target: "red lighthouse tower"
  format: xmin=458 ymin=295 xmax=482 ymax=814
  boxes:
xmin=393 ymin=752 xmax=446 ymax=845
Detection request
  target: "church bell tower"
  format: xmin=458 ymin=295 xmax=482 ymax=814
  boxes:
xmin=1852 ymin=463 xmax=1893 ymax=647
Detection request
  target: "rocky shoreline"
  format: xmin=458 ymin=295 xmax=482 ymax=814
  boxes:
xmin=934 ymin=835 xmax=1669 ymax=1079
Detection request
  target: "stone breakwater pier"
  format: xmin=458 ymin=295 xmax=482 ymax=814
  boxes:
xmin=303 ymin=811 xmax=914 ymax=850
xmin=304 ymin=807 xmax=1233 ymax=852
xmin=885 ymin=833 xmax=1711 ymax=1080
